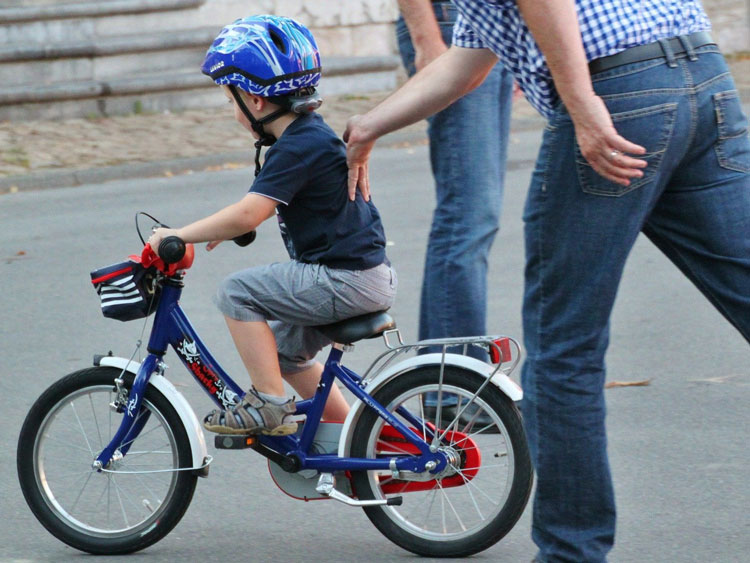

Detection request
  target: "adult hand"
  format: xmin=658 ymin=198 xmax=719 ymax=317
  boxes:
xmin=571 ymin=95 xmax=647 ymax=186
xmin=344 ymin=114 xmax=376 ymax=201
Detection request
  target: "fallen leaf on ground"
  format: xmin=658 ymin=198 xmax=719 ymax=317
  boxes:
xmin=605 ymin=379 xmax=652 ymax=389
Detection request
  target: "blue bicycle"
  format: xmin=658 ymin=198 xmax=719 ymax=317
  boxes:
xmin=17 ymin=215 xmax=532 ymax=558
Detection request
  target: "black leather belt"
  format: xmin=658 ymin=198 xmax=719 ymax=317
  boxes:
xmin=589 ymin=31 xmax=715 ymax=75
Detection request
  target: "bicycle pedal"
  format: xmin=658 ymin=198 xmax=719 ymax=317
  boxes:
xmin=214 ymin=435 xmax=257 ymax=449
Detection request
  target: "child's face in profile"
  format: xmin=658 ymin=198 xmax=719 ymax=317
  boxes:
xmin=222 ymin=86 xmax=258 ymax=139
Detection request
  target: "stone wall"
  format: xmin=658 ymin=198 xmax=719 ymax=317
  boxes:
xmin=5 ymin=0 xmax=747 ymax=54
xmin=199 ymin=0 xmax=749 ymax=56
xmin=184 ymin=0 xmax=400 ymax=58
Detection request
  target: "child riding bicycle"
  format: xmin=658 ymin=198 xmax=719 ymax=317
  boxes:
xmin=149 ymin=15 xmax=397 ymax=436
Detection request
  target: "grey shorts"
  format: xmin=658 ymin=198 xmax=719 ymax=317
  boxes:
xmin=215 ymin=261 xmax=397 ymax=374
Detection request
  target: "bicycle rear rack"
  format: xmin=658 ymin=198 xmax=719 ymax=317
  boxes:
xmin=364 ymin=331 xmax=522 ymax=385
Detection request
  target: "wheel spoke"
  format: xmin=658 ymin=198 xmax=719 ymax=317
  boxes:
xmin=70 ymin=401 xmax=96 ymax=457
xmin=68 ymin=469 xmax=96 ymax=514
xmin=455 ymin=466 xmax=494 ymax=511
xmin=436 ymin=481 xmax=466 ymax=532
xmin=111 ymin=475 xmax=131 ymax=528
xmin=119 ymin=410 xmax=162 ymax=449
xmin=41 ymin=434 xmax=100 ymax=453
xmin=88 ymin=392 xmax=105 ymax=450
xmin=462 ymin=476 xmax=486 ymax=522
xmin=420 ymin=488 xmax=440 ymax=529
xmin=123 ymin=444 xmax=175 ymax=463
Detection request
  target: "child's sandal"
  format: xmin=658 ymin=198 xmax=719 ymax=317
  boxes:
xmin=203 ymin=388 xmax=297 ymax=436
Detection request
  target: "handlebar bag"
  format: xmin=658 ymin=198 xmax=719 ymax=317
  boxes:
xmin=90 ymin=260 xmax=159 ymax=321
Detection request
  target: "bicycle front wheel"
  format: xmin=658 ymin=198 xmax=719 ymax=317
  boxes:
xmin=17 ymin=366 xmax=198 ymax=554
xmin=349 ymin=366 xmax=532 ymax=557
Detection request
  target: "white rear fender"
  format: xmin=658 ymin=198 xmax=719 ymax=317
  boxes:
xmin=97 ymin=356 xmax=209 ymax=475
xmin=337 ymin=353 xmax=522 ymax=457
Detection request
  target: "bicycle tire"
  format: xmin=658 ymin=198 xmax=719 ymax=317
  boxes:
xmin=349 ymin=365 xmax=532 ymax=557
xmin=17 ymin=366 xmax=198 ymax=554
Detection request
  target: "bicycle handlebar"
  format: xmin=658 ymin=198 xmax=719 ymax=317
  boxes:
xmin=158 ymin=236 xmax=187 ymax=264
xmin=233 ymin=231 xmax=257 ymax=247
xmin=157 ymin=231 xmax=257 ymax=264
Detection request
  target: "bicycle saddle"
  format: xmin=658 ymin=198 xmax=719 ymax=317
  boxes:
xmin=315 ymin=310 xmax=395 ymax=344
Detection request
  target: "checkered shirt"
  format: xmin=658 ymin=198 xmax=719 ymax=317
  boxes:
xmin=452 ymin=0 xmax=711 ymax=118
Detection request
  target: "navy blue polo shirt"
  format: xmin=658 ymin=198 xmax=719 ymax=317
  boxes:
xmin=250 ymin=112 xmax=387 ymax=270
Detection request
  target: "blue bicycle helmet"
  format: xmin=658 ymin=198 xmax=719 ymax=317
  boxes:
xmin=202 ymin=15 xmax=321 ymax=100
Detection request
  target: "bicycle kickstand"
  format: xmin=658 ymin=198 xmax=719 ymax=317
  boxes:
xmin=315 ymin=473 xmax=403 ymax=507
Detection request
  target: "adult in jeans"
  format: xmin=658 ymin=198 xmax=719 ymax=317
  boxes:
xmin=344 ymin=0 xmax=750 ymax=560
xmin=396 ymin=1 xmax=513 ymax=362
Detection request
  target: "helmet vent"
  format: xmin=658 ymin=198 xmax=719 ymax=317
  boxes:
xmin=268 ymin=28 xmax=288 ymax=55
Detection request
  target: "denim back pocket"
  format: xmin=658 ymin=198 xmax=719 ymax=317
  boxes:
xmin=575 ymin=102 xmax=678 ymax=197
xmin=713 ymin=90 xmax=750 ymax=173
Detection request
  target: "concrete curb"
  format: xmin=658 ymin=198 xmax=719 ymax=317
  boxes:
xmin=0 ymin=130 xmax=430 ymax=193
xmin=0 ymin=116 xmax=548 ymax=193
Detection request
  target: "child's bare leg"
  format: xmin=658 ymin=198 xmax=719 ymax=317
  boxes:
xmin=283 ymin=362 xmax=350 ymax=421
xmin=203 ymin=317 xmax=297 ymax=436
xmin=225 ymin=317 xmax=284 ymax=396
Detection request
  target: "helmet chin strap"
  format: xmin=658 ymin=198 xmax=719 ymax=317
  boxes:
xmin=229 ymin=86 xmax=289 ymax=177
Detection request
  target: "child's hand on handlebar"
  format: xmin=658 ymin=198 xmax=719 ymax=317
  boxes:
xmin=148 ymin=227 xmax=179 ymax=257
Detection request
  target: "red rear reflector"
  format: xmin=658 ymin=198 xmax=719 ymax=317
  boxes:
xmin=489 ymin=338 xmax=512 ymax=364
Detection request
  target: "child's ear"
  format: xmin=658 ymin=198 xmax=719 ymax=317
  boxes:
xmin=249 ymin=94 xmax=265 ymax=111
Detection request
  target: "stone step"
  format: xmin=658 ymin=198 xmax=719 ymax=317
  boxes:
xmin=0 ymin=27 xmax=218 ymax=86
xmin=0 ymin=55 xmax=400 ymax=121
xmin=0 ymin=0 xmax=206 ymax=45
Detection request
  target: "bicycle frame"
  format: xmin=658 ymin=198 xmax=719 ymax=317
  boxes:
xmin=95 ymin=273 xmax=448 ymax=475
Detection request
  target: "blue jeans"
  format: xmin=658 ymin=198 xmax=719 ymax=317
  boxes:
xmin=396 ymin=2 xmax=514 ymax=371
xmin=521 ymin=45 xmax=750 ymax=562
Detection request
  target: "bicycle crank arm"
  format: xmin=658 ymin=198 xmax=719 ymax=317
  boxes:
xmin=214 ymin=435 xmax=302 ymax=472
xmin=316 ymin=473 xmax=402 ymax=507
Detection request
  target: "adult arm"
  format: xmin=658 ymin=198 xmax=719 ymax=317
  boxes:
xmin=149 ymin=193 xmax=277 ymax=253
xmin=516 ymin=0 xmax=647 ymax=185
xmin=397 ymin=0 xmax=447 ymax=71
xmin=344 ymin=45 xmax=498 ymax=200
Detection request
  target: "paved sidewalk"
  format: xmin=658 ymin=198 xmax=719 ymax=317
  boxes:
xmin=1 ymin=57 xmax=748 ymax=193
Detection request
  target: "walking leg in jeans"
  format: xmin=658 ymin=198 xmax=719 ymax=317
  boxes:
xmin=522 ymin=51 xmax=750 ymax=562
xmin=521 ymin=117 xmax=643 ymax=562
xmin=396 ymin=5 xmax=514 ymax=417
xmin=642 ymin=55 xmax=750 ymax=342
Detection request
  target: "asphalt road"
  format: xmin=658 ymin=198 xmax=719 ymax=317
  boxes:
xmin=1 ymin=135 xmax=749 ymax=562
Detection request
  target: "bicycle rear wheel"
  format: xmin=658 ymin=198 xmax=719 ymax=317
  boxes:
xmin=349 ymin=366 xmax=532 ymax=557
xmin=17 ymin=366 xmax=197 ymax=554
